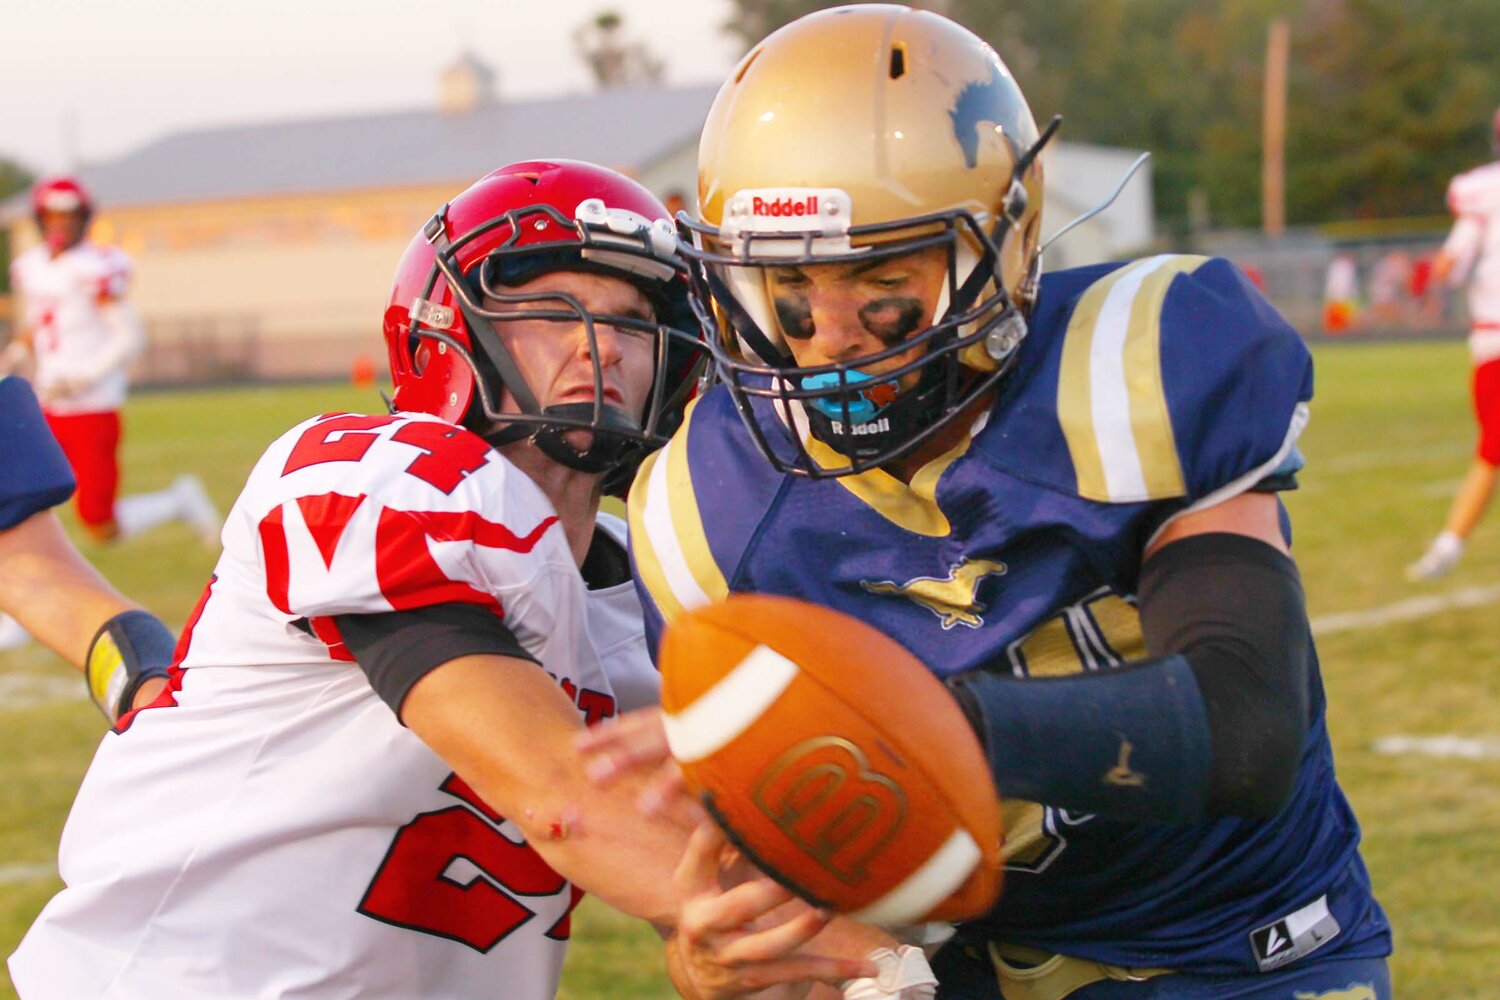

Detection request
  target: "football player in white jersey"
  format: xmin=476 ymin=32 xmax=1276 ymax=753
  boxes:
xmin=9 ymin=160 xmax=880 ymax=1000
xmin=2 ymin=176 xmax=219 ymax=556
xmin=1408 ymin=109 xmax=1500 ymax=580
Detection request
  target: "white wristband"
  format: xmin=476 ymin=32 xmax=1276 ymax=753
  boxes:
xmin=842 ymin=945 xmax=938 ymax=1000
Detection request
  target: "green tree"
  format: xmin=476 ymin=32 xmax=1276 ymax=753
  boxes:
xmin=721 ymin=0 xmax=1500 ymax=230
xmin=1286 ymin=0 xmax=1488 ymax=222
xmin=574 ymin=10 xmax=665 ymax=88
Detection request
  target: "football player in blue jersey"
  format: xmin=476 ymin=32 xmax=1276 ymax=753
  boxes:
xmin=0 ymin=375 xmax=175 ymax=721
xmin=590 ymin=5 xmax=1393 ymax=999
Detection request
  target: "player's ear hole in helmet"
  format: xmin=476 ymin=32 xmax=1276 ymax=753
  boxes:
xmin=678 ymin=5 xmax=1056 ymax=478
xmin=382 ymin=160 xmax=708 ymax=495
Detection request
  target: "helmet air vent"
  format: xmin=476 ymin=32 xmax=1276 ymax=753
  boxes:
xmin=734 ymin=47 xmax=763 ymax=84
xmin=889 ymin=44 xmax=906 ymax=79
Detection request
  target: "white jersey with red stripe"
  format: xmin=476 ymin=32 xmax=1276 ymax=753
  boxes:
xmin=1444 ymin=161 xmax=1500 ymax=362
xmin=9 ymin=242 xmax=134 ymax=413
xmin=9 ymin=410 xmax=658 ymax=1000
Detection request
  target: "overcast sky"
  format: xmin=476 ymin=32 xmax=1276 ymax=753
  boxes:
xmin=1 ymin=0 xmax=742 ymax=174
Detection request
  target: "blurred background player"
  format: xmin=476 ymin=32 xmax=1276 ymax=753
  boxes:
xmin=604 ymin=7 xmax=1391 ymax=998
xmin=1 ymin=176 xmax=219 ymax=550
xmin=8 ymin=160 xmax=878 ymax=1000
xmin=1407 ymin=108 xmax=1500 ymax=580
xmin=1321 ymin=251 xmax=1360 ymax=335
xmin=0 ymin=374 xmax=174 ymax=721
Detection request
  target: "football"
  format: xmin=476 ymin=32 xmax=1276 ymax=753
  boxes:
xmin=657 ymin=593 xmax=1003 ymax=926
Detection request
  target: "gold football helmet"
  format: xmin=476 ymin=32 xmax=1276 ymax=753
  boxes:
xmin=679 ymin=4 xmax=1053 ymax=476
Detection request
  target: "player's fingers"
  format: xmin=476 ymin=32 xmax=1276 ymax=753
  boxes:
xmin=671 ymin=917 xmax=880 ymax=997
xmin=576 ymin=708 xmax=672 ymax=783
xmin=721 ymin=953 xmax=880 ymax=991
xmin=682 ymin=875 xmax=802 ymax=940
xmin=675 ymin=820 xmax=731 ymax=901
xmin=711 ymin=902 xmax=833 ymax=964
xmin=675 ymin=824 xmax=794 ymax=916
xmin=638 ymin=760 xmax=703 ymax=827
xmin=672 ymin=936 xmax=865 ymax=1000
xmin=574 ymin=707 xmax=659 ymax=755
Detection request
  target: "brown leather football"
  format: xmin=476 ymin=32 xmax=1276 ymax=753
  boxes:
xmin=658 ymin=593 xmax=1003 ymax=925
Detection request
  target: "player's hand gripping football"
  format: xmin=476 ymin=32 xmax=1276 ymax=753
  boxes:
xmin=580 ymin=713 xmax=936 ymax=1000
xmin=666 ymin=821 xmax=881 ymax=1000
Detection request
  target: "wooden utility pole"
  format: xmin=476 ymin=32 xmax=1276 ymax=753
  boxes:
xmin=1262 ymin=17 xmax=1289 ymax=238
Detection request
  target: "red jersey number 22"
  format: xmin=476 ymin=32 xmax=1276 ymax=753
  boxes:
xmin=358 ymin=774 xmax=580 ymax=951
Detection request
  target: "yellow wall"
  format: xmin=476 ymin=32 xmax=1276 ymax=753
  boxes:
xmin=7 ymin=182 xmax=466 ymax=378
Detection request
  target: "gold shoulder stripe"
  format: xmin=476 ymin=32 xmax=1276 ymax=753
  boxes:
xmin=625 ymin=449 xmax=681 ymax=622
xmin=625 ymin=398 xmax=728 ymax=625
xmin=1057 ymin=254 xmax=1209 ymax=502
xmin=665 ymin=401 xmax=730 ymax=604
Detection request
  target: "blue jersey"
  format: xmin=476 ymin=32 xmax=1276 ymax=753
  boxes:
xmin=0 ymin=376 xmax=75 ymax=530
xmin=628 ymin=255 xmax=1390 ymax=973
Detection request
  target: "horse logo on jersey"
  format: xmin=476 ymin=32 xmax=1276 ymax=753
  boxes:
xmin=860 ymin=559 xmax=1007 ymax=629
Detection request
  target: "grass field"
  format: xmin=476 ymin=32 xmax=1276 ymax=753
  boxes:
xmin=2 ymin=340 xmax=1498 ymax=998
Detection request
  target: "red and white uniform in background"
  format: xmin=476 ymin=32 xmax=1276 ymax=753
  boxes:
xmin=1444 ymin=162 xmax=1500 ymax=363
xmin=10 ymin=410 xmax=658 ymax=1000
xmin=1442 ymin=162 xmax=1500 ymax=466
xmin=9 ymin=241 xmax=141 ymax=413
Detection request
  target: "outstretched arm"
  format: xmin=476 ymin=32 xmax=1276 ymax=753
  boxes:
xmin=0 ymin=509 xmax=172 ymax=716
xmin=578 ymin=710 xmax=930 ymax=1000
xmin=348 ymin=616 xmax=876 ymax=999
xmin=402 ymin=651 xmax=694 ymax=923
xmin=948 ymin=491 xmax=1310 ymax=822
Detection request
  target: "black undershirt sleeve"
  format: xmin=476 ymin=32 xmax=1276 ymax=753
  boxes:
xmin=332 ymin=603 xmax=538 ymax=721
xmin=946 ymin=531 xmax=1310 ymax=821
xmin=1138 ymin=531 xmax=1311 ymax=817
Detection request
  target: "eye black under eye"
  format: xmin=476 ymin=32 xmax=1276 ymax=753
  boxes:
xmin=858 ymin=296 xmax=924 ymax=345
xmin=774 ymin=294 xmax=815 ymax=340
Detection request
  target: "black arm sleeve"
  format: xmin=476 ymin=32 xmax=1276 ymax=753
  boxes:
xmin=333 ymin=603 xmax=538 ymax=721
xmin=1138 ymin=531 xmax=1310 ymax=817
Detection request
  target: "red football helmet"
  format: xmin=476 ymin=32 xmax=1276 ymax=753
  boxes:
xmin=32 ymin=175 xmax=93 ymax=217
xmin=384 ymin=160 xmax=705 ymax=488
xmin=32 ymin=175 xmax=94 ymax=253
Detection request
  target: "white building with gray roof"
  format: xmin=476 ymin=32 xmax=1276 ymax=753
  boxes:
xmin=2 ymin=55 xmax=1151 ymax=381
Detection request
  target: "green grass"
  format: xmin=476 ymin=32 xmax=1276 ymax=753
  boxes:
xmin=3 ymin=343 xmax=1499 ymax=998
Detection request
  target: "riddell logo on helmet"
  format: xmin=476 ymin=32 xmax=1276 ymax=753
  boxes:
xmin=751 ymin=195 xmax=818 ymax=218
xmin=830 ymin=417 xmax=891 ymax=436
